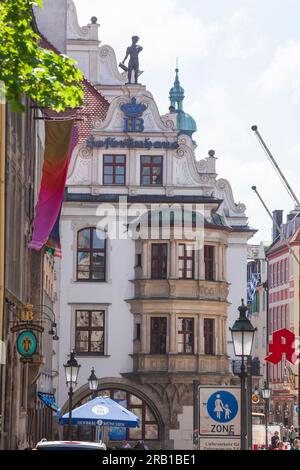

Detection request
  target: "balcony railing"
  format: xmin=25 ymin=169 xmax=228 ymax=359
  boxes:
xmin=133 ymin=279 xmax=229 ymax=302
xmin=133 ymin=353 xmax=229 ymax=375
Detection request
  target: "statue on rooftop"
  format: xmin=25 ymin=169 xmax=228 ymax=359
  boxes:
xmin=119 ymin=36 xmax=143 ymax=85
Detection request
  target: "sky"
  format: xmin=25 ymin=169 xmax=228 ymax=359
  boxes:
xmin=74 ymin=0 xmax=300 ymax=244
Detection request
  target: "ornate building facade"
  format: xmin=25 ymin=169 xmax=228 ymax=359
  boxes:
xmin=266 ymin=211 xmax=300 ymax=428
xmin=44 ymin=1 xmax=256 ymax=449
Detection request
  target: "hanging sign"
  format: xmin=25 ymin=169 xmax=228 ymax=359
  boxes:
xmin=17 ymin=330 xmax=37 ymax=358
xmin=251 ymin=394 xmax=260 ymax=404
xmin=265 ymin=328 xmax=297 ymax=365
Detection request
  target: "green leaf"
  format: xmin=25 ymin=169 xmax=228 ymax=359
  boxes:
xmin=0 ymin=0 xmax=83 ymax=112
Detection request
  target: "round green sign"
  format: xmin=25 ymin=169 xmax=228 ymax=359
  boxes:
xmin=17 ymin=330 xmax=37 ymax=357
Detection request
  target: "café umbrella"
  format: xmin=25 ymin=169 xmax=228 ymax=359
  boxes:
xmin=59 ymin=396 xmax=140 ymax=428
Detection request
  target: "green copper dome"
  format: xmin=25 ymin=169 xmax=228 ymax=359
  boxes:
xmin=176 ymin=111 xmax=197 ymax=137
xmin=169 ymin=68 xmax=197 ymax=137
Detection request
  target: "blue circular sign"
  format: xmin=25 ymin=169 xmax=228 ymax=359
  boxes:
xmin=207 ymin=391 xmax=238 ymax=423
xmin=17 ymin=330 xmax=37 ymax=357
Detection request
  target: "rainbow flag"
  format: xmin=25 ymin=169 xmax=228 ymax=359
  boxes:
xmin=28 ymin=120 xmax=75 ymax=251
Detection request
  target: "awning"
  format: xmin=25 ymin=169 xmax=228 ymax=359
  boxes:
xmin=38 ymin=392 xmax=60 ymax=414
xmin=59 ymin=396 xmax=140 ymax=428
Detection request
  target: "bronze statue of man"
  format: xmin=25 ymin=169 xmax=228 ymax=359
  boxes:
xmin=122 ymin=36 xmax=143 ymax=84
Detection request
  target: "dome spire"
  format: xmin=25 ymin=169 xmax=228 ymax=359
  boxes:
xmin=169 ymin=62 xmax=185 ymax=112
xmin=168 ymin=62 xmax=197 ymax=138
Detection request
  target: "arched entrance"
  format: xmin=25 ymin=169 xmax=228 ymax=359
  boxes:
xmin=63 ymin=385 xmax=163 ymax=448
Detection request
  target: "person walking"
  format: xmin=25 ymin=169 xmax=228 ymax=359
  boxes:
xmin=134 ymin=440 xmax=149 ymax=450
xmin=288 ymin=426 xmax=297 ymax=445
xmin=271 ymin=431 xmax=280 ymax=449
xmin=121 ymin=440 xmax=131 ymax=449
xmin=291 ymin=438 xmax=300 ymax=450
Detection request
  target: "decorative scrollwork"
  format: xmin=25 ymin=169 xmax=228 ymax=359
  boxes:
xmin=176 ymin=148 xmax=185 ymax=159
xmin=237 ymin=203 xmax=247 ymax=213
xmin=79 ymin=146 xmax=93 ymax=160
xmin=99 ymin=46 xmax=110 ymax=57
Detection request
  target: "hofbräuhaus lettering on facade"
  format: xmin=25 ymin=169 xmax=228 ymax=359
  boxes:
xmin=86 ymin=136 xmax=179 ymax=150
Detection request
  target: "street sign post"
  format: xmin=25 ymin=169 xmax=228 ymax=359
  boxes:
xmin=199 ymin=386 xmax=241 ymax=450
xmin=199 ymin=437 xmax=240 ymax=450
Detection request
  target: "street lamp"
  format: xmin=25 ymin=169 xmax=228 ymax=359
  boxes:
xmin=88 ymin=367 xmax=98 ymax=399
xmin=230 ymin=299 xmax=256 ymax=450
xmin=63 ymin=351 xmax=81 ymax=440
xmin=261 ymin=381 xmax=271 ymax=449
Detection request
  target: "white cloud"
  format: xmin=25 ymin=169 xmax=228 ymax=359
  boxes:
xmin=258 ymin=40 xmax=300 ymax=94
xmin=226 ymin=8 xmax=248 ymax=28
xmin=223 ymin=34 xmax=265 ymax=60
xmin=74 ymin=0 xmax=220 ymax=68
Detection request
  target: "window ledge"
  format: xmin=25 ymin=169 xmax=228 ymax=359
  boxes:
xmin=75 ymin=354 xmax=111 ymax=358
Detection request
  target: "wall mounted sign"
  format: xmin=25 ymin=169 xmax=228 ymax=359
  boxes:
xmin=265 ymin=328 xmax=297 ymax=365
xmin=17 ymin=330 xmax=37 ymax=358
xmin=86 ymin=136 xmax=179 ymax=150
xmin=37 ymin=392 xmax=60 ymax=415
xmin=120 ymin=98 xmax=147 ymax=132
xmin=251 ymin=394 xmax=259 ymax=404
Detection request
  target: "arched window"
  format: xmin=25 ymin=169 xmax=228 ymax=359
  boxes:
xmin=77 ymin=228 xmax=106 ymax=281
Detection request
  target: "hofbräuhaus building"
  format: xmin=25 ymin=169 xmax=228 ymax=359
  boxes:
xmin=49 ymin=0 xmax=255 ymax=449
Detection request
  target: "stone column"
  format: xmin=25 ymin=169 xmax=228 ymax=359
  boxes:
xmin=199 ymin=317 xmax=205 ymax=354
xmin=199 ymin=246 xmax=205 ymax=280
xmin=218 ymin=245 xmax=223 ymax=281
xmin=221 ymin=317 xmax=226 ymax=355
xmin=142 ymin=241 xmax=148 ymax=279
xmin=214 ymin=245 xmax=218 ymax=281
xmin=141 ymin=314 xmax=148 ymax=353
xmin=224 ymin=245 xmax=228 ymax=282
xmin=170 ymin=240 xmax=177 ymax=279
xmin=215 ymin=317 xmax=221 ymax=355
xmin=169 ymin=313 xmax=177 ymax=353
xmin=194 ymin=316 xmax=199 ymax=354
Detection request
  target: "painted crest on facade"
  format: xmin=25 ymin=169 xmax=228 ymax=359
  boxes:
xmin=120 ymin=97 xmax=147 ymax=132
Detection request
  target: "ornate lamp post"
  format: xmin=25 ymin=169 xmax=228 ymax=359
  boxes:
xmin=261 ymin=381 xmax=271 ymax=449
xmin=64 ymin=351 xmax=81 ymax=440
xmin=88 ymin=367 xmax=98 ymax=399
xmin=230 ymin=299 xmax=256 ymax=450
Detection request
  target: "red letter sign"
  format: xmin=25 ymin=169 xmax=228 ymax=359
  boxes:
xmin=265 ymin=328 xmax=297 ymax=365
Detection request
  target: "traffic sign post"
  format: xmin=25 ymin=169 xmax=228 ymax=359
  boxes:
xmin=199 ymin=386 xmax=241 ymax=450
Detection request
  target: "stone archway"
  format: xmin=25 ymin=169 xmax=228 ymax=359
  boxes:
xmin=61 ymin=377 xmax=169 ymax=449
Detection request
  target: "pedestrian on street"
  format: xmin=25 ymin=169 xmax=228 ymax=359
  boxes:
xmin=274 ymin=441 xmax=285 ymax=451
xmin=291 ymin=438 xmax=300 ymax=450
xmin=288 ymin=426 xmax=297 ymax=445
xmin=121 ymin=440 xmax=131 ymax=449
xmin=134 ymin=440 xmax=149 ymax=450
xmin=271 ymin=431 xmax=280 ymax=449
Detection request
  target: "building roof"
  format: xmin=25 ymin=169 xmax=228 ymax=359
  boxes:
xmin=38 ymin=34 xmax=110 ymax=145
xmin=231 ymin=225 xmax=258 ymax=234
xmin=291 ymin=226 xmax=300 ymax=243
xmin=266 ymin=226 xmax=300 ymax=256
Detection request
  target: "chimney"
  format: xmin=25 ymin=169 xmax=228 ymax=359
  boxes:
xmin=272 ymin=210 xmax=283 ymax=241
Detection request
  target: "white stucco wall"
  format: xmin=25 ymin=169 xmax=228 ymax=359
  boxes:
xmin=34 ymin=0 xmax=67 ymax=53
xmin=226 ymin=237 xmax=248 ymax=359
xmin=56 ymin=217 xmax=135 ymax=407
xmin=169 ymin=406 xmax=194 ymax=450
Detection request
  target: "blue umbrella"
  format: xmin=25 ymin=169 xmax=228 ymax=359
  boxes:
xmin=59 ymin=396 xmax=140 ymax=428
